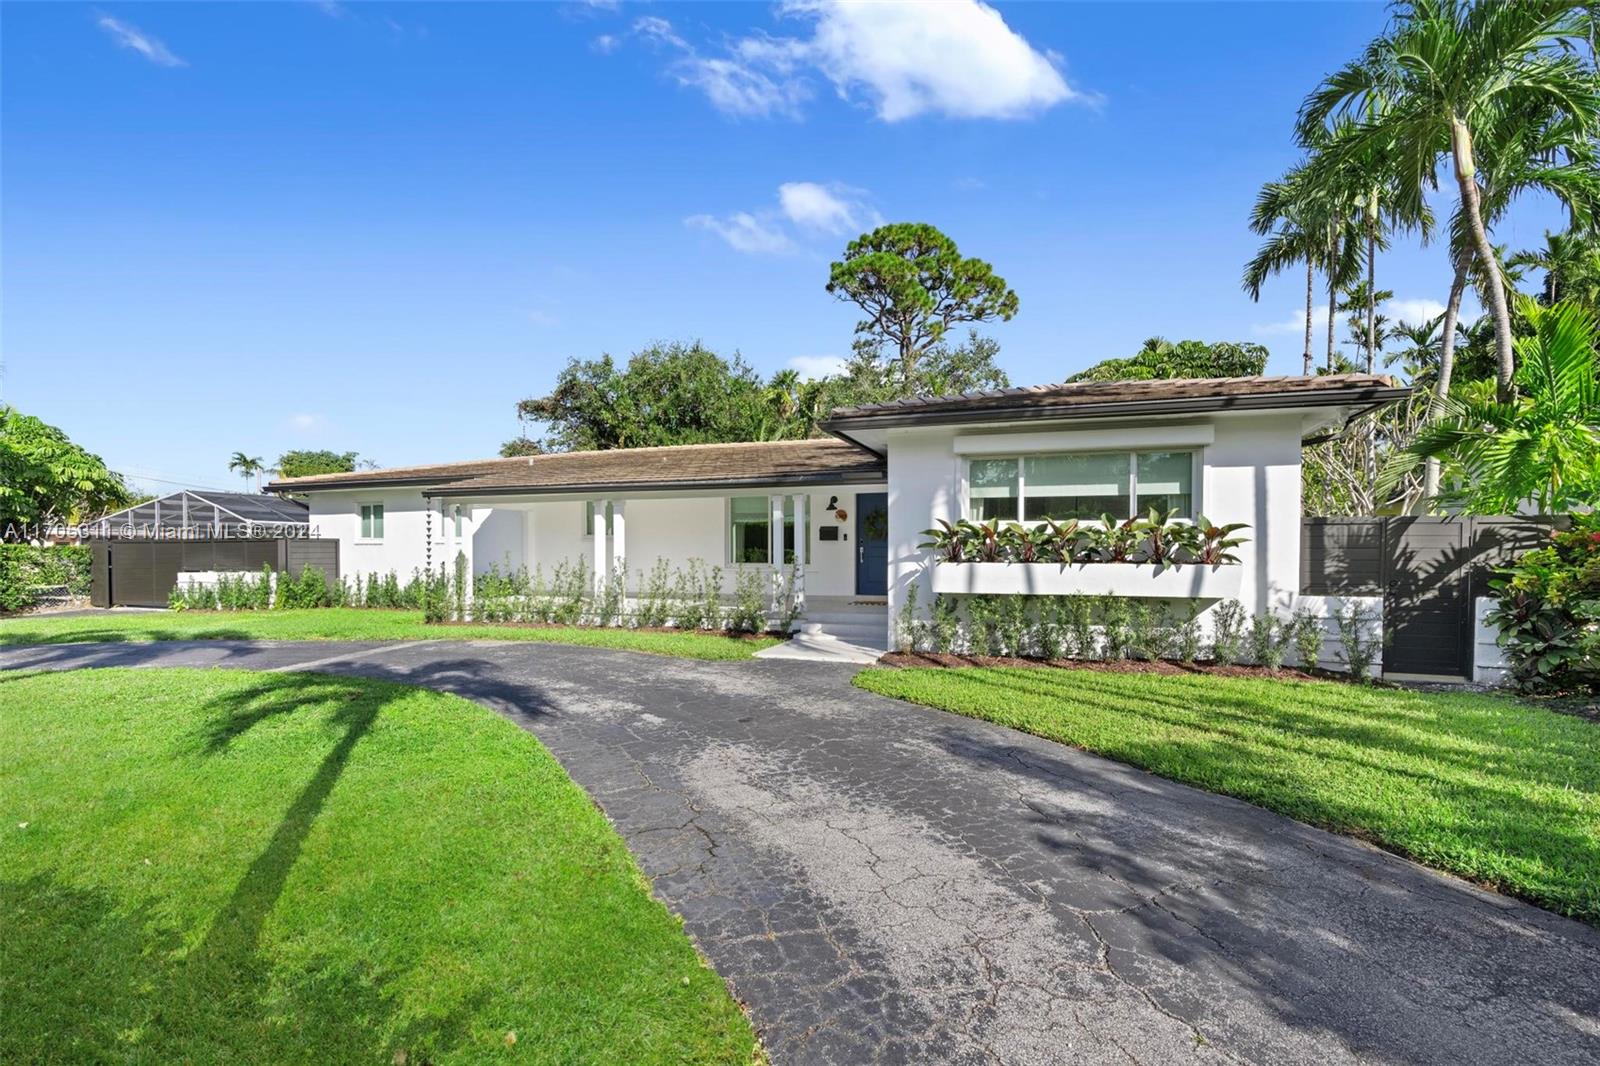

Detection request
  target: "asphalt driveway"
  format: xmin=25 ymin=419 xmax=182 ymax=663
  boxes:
xmin=3 ymin=639 xmax=1597 ymax=1065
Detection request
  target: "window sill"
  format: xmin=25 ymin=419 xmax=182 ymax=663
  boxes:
xmin=354 ymin=540 xmax=385 ymax=546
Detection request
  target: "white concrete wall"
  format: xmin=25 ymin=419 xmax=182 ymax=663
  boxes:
xmin=886 ymin=413 xmax=1308 ymax=630
xmin=305 ymin=484 xmax=886 ymax=596
xmin=1292 ymin=594 xmax=1386 ymax=675
xmin=306 ymin=489 xmax=505 ymax=580
xmin=1473 ymin=596 xmax=1510 ymax=685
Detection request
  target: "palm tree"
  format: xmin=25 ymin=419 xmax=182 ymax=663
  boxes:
xmin=228 ymin=452 xmax=264 ymax=491
xmin=1243 ymin=172 xmax=1323 ymax=374
xmin=1383 ymin=298 xmax=1600 ymax=513
xmin=1386 ymin=313 xmax=1445 ymax=386
xmin=1510 ymin=228 xmax=1600 ymax=309
xmin=1300 ymin=0 xmax=1598 ymax=404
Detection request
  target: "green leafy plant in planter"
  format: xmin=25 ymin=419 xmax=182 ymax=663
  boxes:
xmin=1194 ymin=517 xmax=1249 ymax=566
xmin=1487 ymin=514 xmax=1600 ymax=693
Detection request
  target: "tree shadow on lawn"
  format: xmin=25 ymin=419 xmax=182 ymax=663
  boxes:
xmin=916 ymin=671 xmax=1600 ymax=919
xmin=5 ymin=673 xmax=489 ymax=1064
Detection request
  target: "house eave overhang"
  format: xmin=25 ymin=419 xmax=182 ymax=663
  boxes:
xmin=421 ymin=467 xmax=887 ymax=499
xmin=819 ymin=386 xmax=1413 ymax=436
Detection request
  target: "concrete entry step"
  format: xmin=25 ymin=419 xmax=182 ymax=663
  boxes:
xmin=755 ymin=633 xmax=885 ymax=664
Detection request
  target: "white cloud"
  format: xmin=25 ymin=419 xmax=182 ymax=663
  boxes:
xmin=310 ymin=1 xmax=348 ymax=18
xmin=793 ymin=0 xmax=1078 ymax=121
xmin=1382 ymin=298 xmax=1447 ymax=328
xmin=96 ymin=14 xmax=185 ymax=67
xmin=787 ymin=354 xmax=849 ymax=380
xmin=1253 ymin=305 xmax=1331 ymax=337
xmin=777 ymin=181 xmax=875 ymax=234
xmin=686 ymin=211 xmax=794 ymax=255
xmin=287 ymin=413 xmax=326 ymax=432
xmin=632 ymin=0 xmax=1083 ymax=122
xmin=690 ymin=181 xmax=879 ymax=254
xmin=591 ymin=33 xmax=621 ymax=55
xmin=637 ymin=17 xmax=810 ymax=118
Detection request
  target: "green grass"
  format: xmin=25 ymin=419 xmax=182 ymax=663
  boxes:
xmin=0 ymin=608 xmax=779 ymax=659
xmin=0 ymin=668 xmax=759 ymax=1064
xmin=855 ymin=666 xmax=1600 ymax=923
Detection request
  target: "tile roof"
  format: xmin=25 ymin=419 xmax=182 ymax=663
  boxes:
xmin=270 ymin=439 xmax=885 ymax=495
xmin=824 ymin=373 xmax=1406 ymax=422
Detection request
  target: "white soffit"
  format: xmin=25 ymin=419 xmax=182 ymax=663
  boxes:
xmin=952 ymin=424 xmax=1216 ymax=455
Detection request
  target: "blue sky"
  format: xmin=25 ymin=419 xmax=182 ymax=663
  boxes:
xmin=1 ymin=1 xmax=1569 ymax=493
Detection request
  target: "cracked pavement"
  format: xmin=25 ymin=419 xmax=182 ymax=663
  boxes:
xmin=4 ymin=639 xmax=1598 ymax=1065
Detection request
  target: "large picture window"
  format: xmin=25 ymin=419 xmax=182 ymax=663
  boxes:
xmin=729 ymin=496 xmax=796 ymax=564
xmin=966 ymin=450 xmax=1194 ymax=522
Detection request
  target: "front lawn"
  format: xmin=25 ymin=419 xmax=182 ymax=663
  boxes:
xmin=0 ymin=608 xmax=779 ymax=659
xmin=0 ymin=669 xmax=759 ymax=1064
xmin=855 ymin=666 xmax=1600 ymax=923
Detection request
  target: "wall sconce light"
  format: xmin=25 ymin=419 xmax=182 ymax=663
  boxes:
xmin=824 ymin=496 xmax=839 ymax=511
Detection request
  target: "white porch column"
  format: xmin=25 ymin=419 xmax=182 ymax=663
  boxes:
xmin=458 ymin=505 xmax=474 ymax=614
xmin=790 ymin=493 xmax=807 ymax=619
xmin=592 ymin=499 xmax=609 ymax=596
xmin=611 ymin=500 xmax=627 ymax=598
xmin=768 ymin=493 xmax=785 ymax=611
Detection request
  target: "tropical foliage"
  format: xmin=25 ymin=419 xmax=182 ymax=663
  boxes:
xmin=0 ymin=406 xmax=130 ymax=533
xmin=919 ymin=511 xmax=1248 ymax=567
xmin=1385 ymin=298 xmax=1600 ymax=513
xmin=1065 ymin=337 xmax=1268 ymax=383
xmin=227 ymin=452 xmax=265 ymax=490
xmin=275 ymin=450 xmax=362 ymax=479
xmin=1486 ymin=512 xmax=1600 ymax=693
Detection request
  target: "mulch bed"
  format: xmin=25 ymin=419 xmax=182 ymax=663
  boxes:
xmin=878 ymin=650 xmax=1329 ymax=682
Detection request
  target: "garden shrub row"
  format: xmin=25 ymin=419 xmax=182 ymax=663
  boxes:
xmin=1488 ymin=512 xmax=1599 ymax=694
xmin=166 ymin=555 xmax=804 ymax=636
xmin=897 ymin=588 xmax=1384 ymax=681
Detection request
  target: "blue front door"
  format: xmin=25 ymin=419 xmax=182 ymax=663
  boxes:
xmin=855 ymin=492 xmax=888 ymax=597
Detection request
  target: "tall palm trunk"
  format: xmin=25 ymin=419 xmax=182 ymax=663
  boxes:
xmin=1450 ymin=119 xmax=1515 ymax=402
xmin=1325 ymin=231 xmax=1339 ymax=371
xmin=1365 ymin=196 xmax=1378 ymax=375
xmin=1424 ymin=247 xmax=1472 ymax=503
xmin=1302 ymin=257 xmax=1315 ymax=375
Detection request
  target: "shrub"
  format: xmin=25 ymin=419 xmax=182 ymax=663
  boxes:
xmin=635 ymin=559 xmax=672 ymax=628
xmin=967 ymin=595 xmax=1001 ymax=656
xmin=1289 ymin=607 xmax=1324 ymax=670
xmin=996 ymin=595 xmax=1029 ymax=657
xmin=276 ymin=565 xmax=332 ymax=610
xmin=727 ymin=569 xmax=766 ymax=634
xmin=452 ymin=553 xmax=468 ymax=621
xmin=896 ymin=582 xmax=920 ymax=653
xmin=1335 ymin=601 xmax=1383 ymax=684
xmin=1063 ymin=593 xmax=1095 ymax=659
xmin=1172 ymin=602 xmax=1203 ymax=664
xmin=1035 ymin=597 xmax=1065 ymax=661
xmin=1247 ymin=612 xmax=1287 ymax=671
xmin=918 ymin=516 xmax=1249 ymax=567
xmin=1098 ymin=594 xmax=1134 ymax=660
xmin=930 ymin=594 xmax=960 ymax=654
xmin=1209 ymin=599 xmax=1247 ymax=665
xmin=1487 ymin=514 xmax=1600 ymax=693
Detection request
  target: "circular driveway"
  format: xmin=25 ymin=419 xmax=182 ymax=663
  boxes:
xmin=4 ymin=639 xmax=1598 ymax=1065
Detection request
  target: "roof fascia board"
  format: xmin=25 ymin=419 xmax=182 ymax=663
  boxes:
xmin=422 ymin=469 xmax=887 ymax=499
xmin=820 ymin=387 xmax=1412 ymax=432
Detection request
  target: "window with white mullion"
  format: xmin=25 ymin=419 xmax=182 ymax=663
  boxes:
xmin=966 ymin=449 xmax=1193 ymax=524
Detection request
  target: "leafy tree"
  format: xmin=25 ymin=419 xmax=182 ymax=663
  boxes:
xmin=498 ymin=436 xmax=544 ymax=457
xmin=228 ymin=452 xmax=264 ymax=491
xmin=516 ymin=342 xmax=772 ymax=451
xmin=826 ymin=223 xmax=1018 ymax=384
xmin=0 ymin=406 xmax=130 ymax=532
xmin=1066 ymin=338 xmax=1269 ymax=383
xmin=276 ymin=450 xmax=360 ymax=479
xmin=1300 ymin=0 xmax=1598 ymax=402
xmin=1384 ymin=298 xmax=1600 ymax=513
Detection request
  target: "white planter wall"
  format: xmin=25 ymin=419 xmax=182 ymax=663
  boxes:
xmin=929 ymin=562 xmax=1243 ymax=599
xmin=1291 ymin=594 xmax=1386 ymax=675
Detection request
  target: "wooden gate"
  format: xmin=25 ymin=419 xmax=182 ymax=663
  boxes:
xmin=1301 ymin=516 xmax=1558 ymax=678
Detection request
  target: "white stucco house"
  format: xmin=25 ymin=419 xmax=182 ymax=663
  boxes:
xmin=267 ymin=374 xmax=1408 ymax=657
